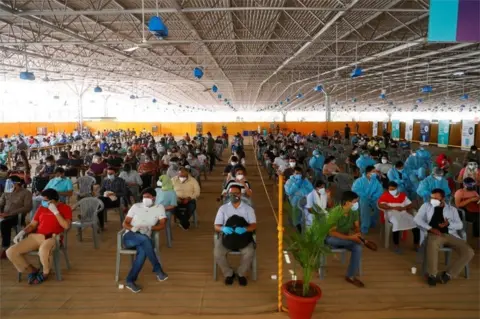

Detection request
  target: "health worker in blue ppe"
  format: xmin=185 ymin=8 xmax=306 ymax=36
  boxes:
xmin=417 ymin=167 xmax=451 ymax=203
xmin=309 ymin=150 xmax=325 ymax=183
xmin=284 ymin=167 xmax=314 ymax=229
xmin=352 ymin=165 xmax=383 ymax=234
xmin=387 ymin=161 xmax=417 ymax=200
xmin=405 ymin=149 xmax=430 ymax=180
xmin=355 ymin=151 xmax=376 ymax=175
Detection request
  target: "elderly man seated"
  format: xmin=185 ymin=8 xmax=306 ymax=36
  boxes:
xmin=378 ymin=181 xmax=420 ymax=253
xmin=171 ymin=168 xmax=200 ymax=230
xmin=6 ymin=189 xmax=72 ymax=285
xmin=414 ymin=188 xmax=474 ymax=287
xmin=121 ymin=187 xmax=168 ymax=293
xmin=214 ymin=185 xmax=256 ymax=286
xmin=0 ymin=176 xmax=32 ymax=259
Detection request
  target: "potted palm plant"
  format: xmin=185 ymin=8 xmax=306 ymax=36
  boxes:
xmin=282 ymin=204 xmax=331 ymax=319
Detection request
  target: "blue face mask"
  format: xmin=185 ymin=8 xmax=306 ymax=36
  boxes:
xmin=370 ymin=173 xmax=377 ymax=179
xmin=397 ymin=169 xmax=403 ymax=173
xmin=41 ymin=200 xmax=50 ymax=208
xmin=107 ymin=174 xmax=115 ymax=180
xmin=293 ymin=174 xmax=302 ymax=181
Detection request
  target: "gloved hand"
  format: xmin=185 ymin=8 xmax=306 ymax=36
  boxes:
xmin=221 ymin=226 xmax=234 ymax=235
xmin=234 ymin=227 xmax=247 ymax=235
xmin=13 ymin=230 xmax=26 ymax=244
xmin=48 ymin=203 xmax=60 ymax=216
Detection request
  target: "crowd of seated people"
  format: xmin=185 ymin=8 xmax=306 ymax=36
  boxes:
xmin=0 ymin=129 xmax=239 ymax=291
xmin=254 ymin=129 xmax=477 ymax=288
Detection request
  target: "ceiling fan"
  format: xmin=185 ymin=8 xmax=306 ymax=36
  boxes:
xmin=123 ymin=0 xmax=151 ymax=52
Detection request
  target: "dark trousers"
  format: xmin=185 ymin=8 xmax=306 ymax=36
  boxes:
xmin=1 ymin=215 xmax=24 ymax=248
xmin=208 ymin=152 xmax=216 ymax=172
xmin=98 ymin=196 xmax=120 ymax=229
xmin=466 ymin=211 xmax=480 ymax=237
xmin=174 ymin=200 xmax=196 ymax=229
xmin=392 ymin=228 xmax=420 ymax=245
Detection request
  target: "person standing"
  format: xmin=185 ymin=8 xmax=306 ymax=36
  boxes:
xmin=344 ymin=124 xmax=351 ymax=142
xmin=206 ymin=132 xmax=216 ymax=172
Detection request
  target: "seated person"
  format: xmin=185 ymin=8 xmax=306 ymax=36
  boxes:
xmin=98 ymin=167 xmax=128 ymax=230
xmin=137 ymin=155 xmax=157 ymax=188
xmin=32 ymin=167 xmax=73 ymax=219
xmin=87 ymin=155 xmax=108 ymax=184
xmin=283 ymin=157 xmax=297 ymax=181
xmin=119 ymin=164 xmax=143 ymax=202
xmin=375 ymin=156 xmax=393 ymax=188
xmin=0 ymin=176 xmax=32 ymax=258
xmin=121 ymin=187 xmax=168 ymax=293
xmin=66 ymin=151 xmax=84 ymax=177
xmin=273 ymin=151 xmax=288 ymax=174
xmin=346 ymin=149 xmax=360 ymax=176
xmin=171 ymin=168 xmax=200 ymax=230
xmin=304 ymin=181 xmax=333 ymax=228
xmin=308 ymin=150 xmax=325 ymax=182
xmin=356 ymin=152 xmax=376 ymax=175
xmin=322 ymin=156 xmax=341 ymax=182
xmin=325 ymin=191 xmax=365 ymax=288
xmin=166 ymin=157 xmax=181 ymax=179
xmin=414 ymin=188 xmax=474 ymax=287
xmin=417 ymin=168 xmax=451 ymax=203
xmin=214 ymin=185 xmax=257 ymax=286
xmin=223 ymin=156 xmax=239 ymax=176
xmin=457 ymin=162 xmax=480 ymax=184
xmin=454 ymin=178 xmax=480 ymax=246
xmin=222 ymin=166 xmax=252 ymax=202
xmin=378 ymin=181 xmax=420 ymax=252
xmin=6 ymin=189 xmax=72 ymax=285
xmin=155 ymin=175 xmax=178 ymax=216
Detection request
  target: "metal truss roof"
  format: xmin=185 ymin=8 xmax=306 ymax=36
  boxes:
xmin=0 ymin=0 xmax=479 ymax=113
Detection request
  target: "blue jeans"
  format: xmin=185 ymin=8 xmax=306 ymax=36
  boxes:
xmin=325 ymin=236 xmax=362 ymax=278
xmin=123 ymin=231 xmax=164 ymax=283
xmin=359 ymin=198 xmax=378 ymax=234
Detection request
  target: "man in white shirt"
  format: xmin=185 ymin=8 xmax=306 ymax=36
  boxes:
xmin=122 ymin=187 xmax=168 ymax=293
xmin=414 ymin=188 xmax=474 ymax=287
xmin=214 ymin=185 xmax=257 ymax=286
xmin=273 ymin=151 xmax=288 ymax=174
xmin=304 ymin=180 xmax=333 ymax=228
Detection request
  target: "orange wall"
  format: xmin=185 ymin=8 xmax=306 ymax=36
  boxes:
xmin=0 ymin=121 xmax=371 ymax=137
xmin=1 ymin=121 xmax=477 ymax=147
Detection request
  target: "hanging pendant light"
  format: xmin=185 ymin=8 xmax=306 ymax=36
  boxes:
xmin=421 ymin=85 xmax=432 ymax=93
xmin=297 ymin=93 xmax=303 ymax=98
xmin=193 ymin=67 xmax=204 ymax=79
xmin=313 ymin=85 xmax=323 ymax=92
xmin=218 ymin=94 xmax=222 ymax=99
xmin=212 ymin=85 xmax=218 ymax=93
xmin=94 ymin=86 xmax=102 ymax=93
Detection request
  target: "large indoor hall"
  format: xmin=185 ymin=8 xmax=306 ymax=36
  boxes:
xmin=0 ymin=0 xmax=480 ymax=319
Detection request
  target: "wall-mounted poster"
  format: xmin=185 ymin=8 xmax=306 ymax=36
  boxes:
xmin=461 ymin=120 xmax=475 ymax=150
xmin=405 ymin=120 xmax=413 ymax=141
xmin=372 ymin=122 xmax=378 ymax=136
xmin=437 ymin=120 xmax=450 ymax=148
xmin=419 ymin=120 xmax=430 ymax=144
xmin=391 ymin=120 xmax=400 ymax=140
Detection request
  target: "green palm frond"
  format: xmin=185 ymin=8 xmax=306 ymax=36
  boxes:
xmin=285 ymin=202 xmax=331 ymax=296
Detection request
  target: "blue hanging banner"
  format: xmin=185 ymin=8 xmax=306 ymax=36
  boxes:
xmin=391 ymin=120 xmax=400 ymax=140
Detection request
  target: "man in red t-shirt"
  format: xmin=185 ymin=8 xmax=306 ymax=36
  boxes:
xmin=6 ymin=188 xmax=72 ymax=285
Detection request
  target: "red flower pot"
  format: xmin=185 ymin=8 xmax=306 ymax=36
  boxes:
xmin=282 ymin=280 xmax=322 ymax=319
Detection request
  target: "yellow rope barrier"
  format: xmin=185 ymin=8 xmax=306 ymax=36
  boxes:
xmin=277 ymin=174 xmax=284 ymax=313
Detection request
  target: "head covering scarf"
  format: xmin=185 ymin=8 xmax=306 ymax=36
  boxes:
xmin=159 ymin=174 xmax=174 ymax=191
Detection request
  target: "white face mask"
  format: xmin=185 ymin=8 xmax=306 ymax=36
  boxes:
xmin=236 ymin=174 xmax=244 ymax=181
xmin=389 ymin=190 xmax=398 ymax=196
xmin=143 ymin=198 xmax=153 ymax=207
xmin=317 ymin=188 xmax=326 ymax=195
xmin=468 ymin=164 xmax=477 ymax=170
xmin=411 ymin=153 xmax=416 ymax=157
xmin=179 ymin=177 xmax=187 ymax=183
xmin=352 ymin=202 xmax=359 ymax=211
xmin=381 ymin=159 xmax=388 ymax=164
xmin=430 ymin=199 xmax=441 ymax=207
xmin=157 ymin=181 xmax=162 ymax=187
xmin=289 ymin=162 xmax=296 ymax=168
xmin=231 ymin=162 xmax=237 ymax=166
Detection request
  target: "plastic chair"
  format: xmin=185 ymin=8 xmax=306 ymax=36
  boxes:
xmin=71 ymin=197 xmax=104 ymax=249
xmin=319 ymin=248 xmax=362 ymax=279
xmin=417 ymin=209 xmax=470 ymax=279
xmin=213 ymin=232 xmax=257 ymax=281
xmin=17 ymin=228 xmax=71 ymax=282
xmin=115 ymin=229 xmax=161 ymax=283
